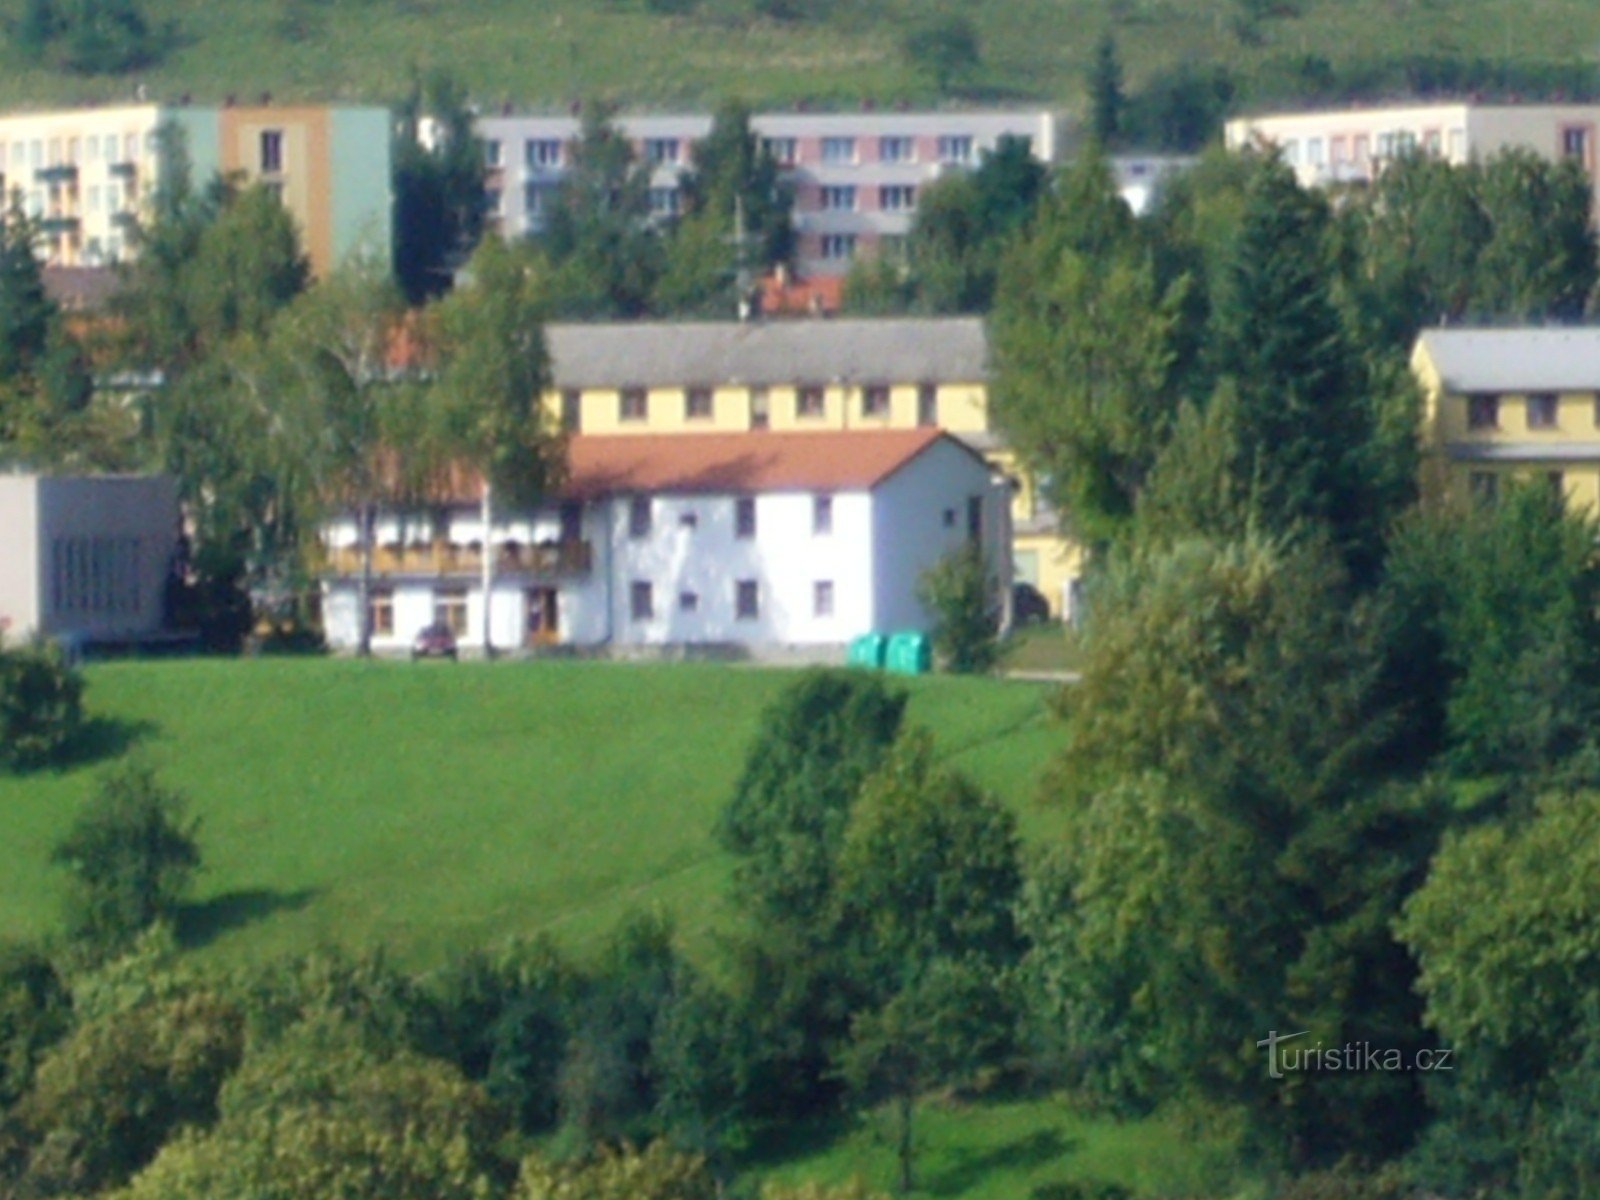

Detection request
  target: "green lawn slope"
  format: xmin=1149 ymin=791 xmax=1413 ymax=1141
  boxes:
xmin=1 ymin=0 xmax=1597 ymax=116
xmin=0 ymin=658 xmax=1064 ymax=967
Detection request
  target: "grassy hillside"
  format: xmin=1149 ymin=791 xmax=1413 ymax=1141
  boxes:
xmin=0 ymin=658 xmax=1064 ymax=967
xmin=2 ymin=0 xmax=1598 ymax=116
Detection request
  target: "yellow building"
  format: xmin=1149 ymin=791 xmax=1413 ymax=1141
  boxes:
xmin=0 ymin=102 xmax=391 ymax=276
xmin=543 ymin=317 xmax=1084 ymax=616
xmin=1413 ymin=327 xmax=1600 ymax=512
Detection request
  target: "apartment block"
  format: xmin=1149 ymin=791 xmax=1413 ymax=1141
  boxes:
xmin=0 ymin=102 xmax=392 ymax=276
xmin=1225 ymin=102 xmax=1600 ymax=208
xmin=474 ymin=108 xmax=1060 ymax=276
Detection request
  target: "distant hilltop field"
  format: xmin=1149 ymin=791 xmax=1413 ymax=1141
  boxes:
xmin=3 ymin=0 xmax=1600 ymax=126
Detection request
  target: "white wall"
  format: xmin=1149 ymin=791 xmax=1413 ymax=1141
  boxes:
xmin=869 ymin=439 xmax=1008 ymax=632
xmin=0 ymin=477 xmax=40 ymax=639
xmin=605 ymin=490 xmax=874 ymax=647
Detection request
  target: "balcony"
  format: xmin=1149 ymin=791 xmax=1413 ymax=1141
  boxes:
xmin=38 ymin=215 xmax=80 ymax=235
xmin=35 ymin=163 xmax=78 ymax=184
xmin=324 ymin=540 xmax=593 ymax=578
xmin=107 ymin=160 xmax=138 ymax=179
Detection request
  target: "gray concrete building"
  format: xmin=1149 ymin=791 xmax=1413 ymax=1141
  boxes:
xmin=0 ymin=473 xmax=178 ymax=643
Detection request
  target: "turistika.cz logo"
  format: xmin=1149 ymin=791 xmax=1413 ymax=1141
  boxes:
xmin=1256 ymin=1030 xmax=1454 ymax=1079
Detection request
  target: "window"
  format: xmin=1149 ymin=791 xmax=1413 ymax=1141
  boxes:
xmin=820 ymin=233 xmax=856 ymax=261
xmin=862 ymin=385 xmax=890 ymax=418
xmin=942 ymin=508 xmax=956 ymax=529
xmin=937 ymin=134 xmax=974 ymax=164
xmin=620 ymin=387 xmax=648 ymax=422
xmin=821 ymin=137 xmax=856 ymax=164
xmin=1330 ymin=136 xmax=1348 ymax=165
xmin=679 ymin=511 xmax=698 ymax=529
xmin=260 ymin=129 xmax=283 ymax=174
xmin=763 ymin=136 xmax=798 ymax=165
xmin=813 ymin=494 xmax=833 ymax=535
xmin=644 ymin=138 xmax=681 ymax=164
xmin=879 ymin=184 xmax=915 ymax=212
xmin=1563 ymin=126 xmax=1592 ymax=162
xmin=679 ymin=591 xmax=699 ymax=613
xmin=434 ymin=588 xmax=468 ymax=636
xmin=1528 ymin=393 xmax=1558 ymax=429
xmin=1547 ymin=471 xmax=1566 ymax=500
xmin=1306 ymin=137 xmax=1324 ymax=166
xmin=879 ymin=135 xmax=915 ymax=163
xmin=917 ymin=383 xmax=938 ymax=427
xmin=1282 ymin=139 xmax=1301 ymax=166
xmin=631 ymin=581 xmax=654 ymax=621
xmin=1353 ymin=134 xmax=1370 ymax=165
xmin=526 ymin=138 xmax=563 ymax=167
xmin=736 ymin=579 xmax=759 ymax=620
xmin=648 ymin=186 xmax=681 ymax=217
xmin=797 ymin=385 xmax=825 ymax=418
xmin=368 ymin=589 xmax=394 ymax=636
xmin=735 ymin=497 xmax=756 ymax=538
xmin=821 ymin=185 xmax=856 ymax=211
xmin=484 ymin=139 xmax=503 ymax=167
xmin=1469 ymin=471 xmax=1499 ymax=504
xmin=1424 ymin=129 xmax=1442 ymax=155
xmin=486 ymin=188 xmax=503 ymax=216
xmin=686 ymin=387 xmax=713 ymax=419
xmin=813 ymin=580 xmax=834 ymax=618
xmin=1467 ymin=394 xmax=1500 ymax=430
xmin=750 ymin=387 xmax=770 ymax=430
xmin=561 ymin=389 xmax=582 ymax=432
xmin=629 ymin=496 xmax=652 ymax=538
xmin=967 ymin=495 xmax=983 ymax=543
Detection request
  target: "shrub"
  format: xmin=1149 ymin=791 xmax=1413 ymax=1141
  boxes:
xmin=52 ymin=764 xmax=201 ymax=955
xmin=0 ymin=637 xmax=84 ymax=771
xmin=917 ymin=543 xmax=1001 ymax=674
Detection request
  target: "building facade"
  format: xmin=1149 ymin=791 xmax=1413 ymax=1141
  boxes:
xmin=320 ymin=429 xmax=1010 ymax=654
xmin=0 ymin=473 xmax=178 ymax=643
xmin=1225 ymin=102 xmax=1600 ymax=208
xmin=474 ymin=108 xmax=1059 ymax=276
xmin=1413 ymin=327 xmax=1600 ymax=511
xmin=0 ymin=102 xmax=392 ymax=275
xmin=540 ymin=316 xmax=1083 ymax=616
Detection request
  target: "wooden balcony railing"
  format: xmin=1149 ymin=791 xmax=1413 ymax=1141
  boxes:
xmin=324 ymin=540 xmax=592 ymax=578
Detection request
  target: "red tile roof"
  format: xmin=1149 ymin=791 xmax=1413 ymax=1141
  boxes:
xmin=563 ymin=428 xmax=955 ymax=499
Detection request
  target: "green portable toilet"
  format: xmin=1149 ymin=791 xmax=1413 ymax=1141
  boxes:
xmin=885 ymin=631 xmax=931 ymax=675
xmin=847 ymin=633 xmax=888 ymax=669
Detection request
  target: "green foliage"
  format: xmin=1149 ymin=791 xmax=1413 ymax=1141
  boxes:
xmin=394 ymin=71 xmax=487 ymax=304
xmin=1087 ymin=34 xmax=1124 ymax=146
xmin=916 ymin=543 xmax=1000 ymax=674
xmin=11 ymin=985 xmax=243 ymax=1196
xmin=112 ymin=1016 xmax=502 ymax=1200
xmin=990 ymin=148 xmax=1184 ymax=544
xmin=1039 ymin=535 xmax=1444 ymax=1159
xmin=51 ymin=763 xmax=201 ymax=955
xmin=718 ymin=670 xmax=907 ymax=930
xmin=514 ymin=1141 xmax=714 ymax=1200
xmin=0 ymin=943 xmax=70 ymax=1111
xmin=900 ymin=15 xmax=979 ymax=94
xmin=1382 ymin=484 xmax=1600 ymax=777
xmin=7 ymin=0 xmax=174 ymax=74
xmin=0 ymin=638 xmax=84 ymax=772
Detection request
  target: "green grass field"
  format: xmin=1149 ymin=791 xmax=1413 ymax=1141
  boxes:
xmin=1 ymin=0 xmax=1595 ymax=114
xmin=0 ymin=658 xmax=1066 ymax=967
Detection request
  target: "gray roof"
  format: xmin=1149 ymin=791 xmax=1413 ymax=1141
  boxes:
xmin=1417 ymin=328 xmax=1600 ymax=393
xmin=545 ymin=317 xmax=988 ymax=390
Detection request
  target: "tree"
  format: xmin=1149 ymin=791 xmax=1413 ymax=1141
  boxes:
xmin=916 ymin=543 xmax=1000 ymax=673
xmin=515 ymin=1141 xmax=714 ymax=1200
xmin=393 ymin=71 xmax=486 ymax=304
xmin=989 ymin=148 xmax=1185 ymax=546
xmin=429 ymin=234 xmax=563 ymax=658
xmin=1087 ymin=34 xmax=1124 ymax=146
xmin=901 ymin=15 xmax=980 ymax=94
xmin=0 ymin=943 xmax=70 ymax=1111
xmin=0 ymin=636 xmax=84 ymax=771
xmin=52 ymin=763 xmax=201 ymax=955
xmin=541 ymin=103 xmax=662 ymax=319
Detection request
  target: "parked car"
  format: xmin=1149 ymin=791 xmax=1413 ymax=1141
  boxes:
xmin=411 ymin=621 xmax=458 ymax=661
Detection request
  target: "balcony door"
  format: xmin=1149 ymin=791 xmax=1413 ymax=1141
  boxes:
xmin=525 ymin=587 xmax=559 ymax=646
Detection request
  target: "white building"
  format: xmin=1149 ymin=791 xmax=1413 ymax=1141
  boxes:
xmin=320 ymin=429 xmax=1010 ymax=655
xmin=1224 ymin=102 xmax=1600 ymax=208
xmin=0 ymin=473 xmax=178 ymax=643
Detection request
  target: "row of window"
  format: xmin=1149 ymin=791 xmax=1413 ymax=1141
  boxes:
xmin=819 ymin=184 xmax=917 ymax=212
xmin=0 ymin=130 xmax=152 ymax=171
xmin=561 ymin=383 xmax=940 ymax=430
xmin=1464 ymin=393 xmax=1592 ymax=431
xmin=1468 ymin=470 xmax=1564 ymax=503
xmin=484 ymin=132 xmax=1003 ymax=172
xmin=1280 ymin=125 xmax=1592 ymax=173
xmin=626 ymin=494 xmax=830 ymax=539
xmin=48 ymin=536 xmax=145 ymax=618
xmin=629 ymin=578 xmax=834 ymax=621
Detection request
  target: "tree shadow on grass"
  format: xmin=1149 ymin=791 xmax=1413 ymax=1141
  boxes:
xmin=46 ymin=716 xmax=160 ymax=772
xmin=177 ymin=887 xmax=320 ymax=949
xmin=923 ymin=1127 xmax=1075 ymax=1197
